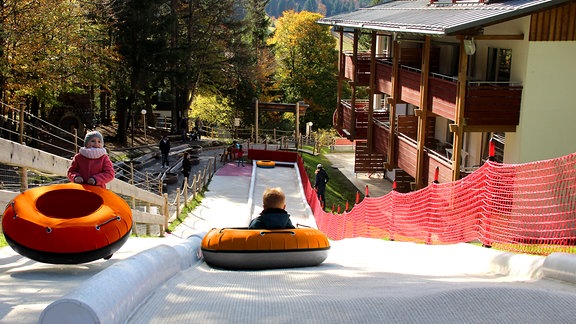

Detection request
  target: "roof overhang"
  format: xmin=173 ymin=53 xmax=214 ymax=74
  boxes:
xmin=318 ymin=0 xmax=573 ymax=36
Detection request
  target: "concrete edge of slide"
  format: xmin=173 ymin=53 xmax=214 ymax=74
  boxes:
xmin=38 ymin=232 xmax=206 ymax=324
xmin=542 ymin=252 xmax=576 ymax=284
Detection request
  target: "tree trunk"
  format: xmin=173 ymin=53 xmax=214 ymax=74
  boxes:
xmin=115 ymin=94 xmax=131 ymax=146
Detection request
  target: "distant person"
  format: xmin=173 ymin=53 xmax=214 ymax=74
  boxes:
xmin=67 ymin=131 xmax=115 ymax=189
xmin=181 ymin=151 xmax=192 ymax=189
xmin=159 ymin=136 xmax=171 ymax=167
xmin=236 ymin=142 xmax=245 ymax=167
xmin=249 ymin=187 xmax=295 ymax=229
xmin=314 ymin=164 xmax=329 ymax=208
xmin=221 ymin=141 xmax=236 ymax=163
xmin=194 ymin=117 xmax=203 ymax=140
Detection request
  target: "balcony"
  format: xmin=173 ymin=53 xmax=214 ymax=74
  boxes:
xmin=338 ymin=100 xmax=389 ymax=139
xmin=375 ymin=120 xmax=453 ymax=186
xmin=341 ymin=52 xmax=523 ymax=128
xmin=343 ymin=53 xmax=371 ymax=85
xmin=336 ymin=105 xmax=457 ymax=186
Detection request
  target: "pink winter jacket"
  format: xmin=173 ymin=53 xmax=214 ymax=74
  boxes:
xmin=67 ymin=151 xmax=115 ymax=189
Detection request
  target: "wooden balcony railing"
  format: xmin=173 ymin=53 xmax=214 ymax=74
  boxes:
xmin=398 ymin=66 xmax=421 ymax=107
xmin=343 ymin=53 xmax=371 ymax=84
xmin=429 ymin=75 xmax=457 ymax=120
xmin=464 ymin=83 xmax=523 ymax=126
xmin=337 ymin=106 xmax=456 ymax=187
xmin=338 ymin=100 xmax=389 ymax=139
xmin=342 ymin=52 xmax=523 ymax=127
xmin=396 ymin=133 xmax=418 ymax=177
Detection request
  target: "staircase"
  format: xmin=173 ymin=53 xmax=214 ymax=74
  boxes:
xmin=353 ymin=140 xmax=386 ymax=175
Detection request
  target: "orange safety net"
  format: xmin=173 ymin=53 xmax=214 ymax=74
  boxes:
xmin=296 ymin=152 xmax=576 ymax=256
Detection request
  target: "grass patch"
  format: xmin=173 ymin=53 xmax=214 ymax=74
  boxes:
xmin=300 ymin=151 xmax=363 ymax=212
xmin=0 ymin=235 xmax=6 ymax=248
xmin=167 ymin=191 xmax=206 ymax=233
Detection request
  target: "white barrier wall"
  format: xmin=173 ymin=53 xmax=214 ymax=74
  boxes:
xmin=39 ymin=233 xmax=205 ymax=324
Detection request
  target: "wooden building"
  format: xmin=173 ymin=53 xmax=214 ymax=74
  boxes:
xmin=318 ymin=0 xmax=576 ymax=191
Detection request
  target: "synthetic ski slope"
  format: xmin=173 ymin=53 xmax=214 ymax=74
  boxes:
xmin=249 ymin=162 xmax=317 ymax=228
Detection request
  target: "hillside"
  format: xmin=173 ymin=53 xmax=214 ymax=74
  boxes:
xmin=266 ymin=0 xmax=374 ymax=18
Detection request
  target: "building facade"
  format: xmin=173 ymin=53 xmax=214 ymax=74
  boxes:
xmin=318 ymin=0 xmax=576 ymax=190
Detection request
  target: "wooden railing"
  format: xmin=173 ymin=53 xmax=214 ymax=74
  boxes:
xmin=465 ymin=83 xmax=523 ymax=126
xmin=341 ymin=52 xmax=523 ymax=126
xmin=0 ymin=101 xmax=219 ymax=236
xmin=0 ymin=137 xmax=218 ymax=236
xmin=339 ymin=100 xmax=390 ymax=139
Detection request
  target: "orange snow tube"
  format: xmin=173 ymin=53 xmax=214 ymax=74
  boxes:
xmin=256 ymin=160 xmax=275 ymax=168
xmin=201 ymin=227 xmax=330 ymax=269
xmin=2 ymin=183 xmax=132 ymax=264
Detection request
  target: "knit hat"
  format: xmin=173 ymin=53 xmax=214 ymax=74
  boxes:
xmin=317 ymin=164 xmax=323 ymax=169
xmin=84 ymin=131 xmax=104 ymax=147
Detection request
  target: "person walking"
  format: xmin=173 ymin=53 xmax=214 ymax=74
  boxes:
xmin=314 ymin=163 xmax=329 ymax=209
xmin=159 ymin=136 xmax=171 ymax=168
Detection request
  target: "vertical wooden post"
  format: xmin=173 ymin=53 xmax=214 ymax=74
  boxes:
xmin=176 ymin=188 xmax=181 ymax=218
xmin=74 ymin=128 xmax=79 ymax=154
xmin=295 ymin=102 xmax=300 ymax=149
xmin=129 ymin=161 xmax=134 ymax=185
xmin=351 ymin=30 xmax=359 ymax=138
xmin=255 ymin=99 xmax=259 ymax=144
xmin=415 ymin=36 xmax=431 ymax=189
xmin=337 ymin=28 xmax=344 ymax=130
xmin=367 ymin=31 xmax=377 ymax=156
xmin=451 ymin=39 xmax=468 ymax=181
xmin=183 ymin=177 xmax=188 ymax=204
xmin=387 ymin=36 xmax=400 ymax=169
xmin=19 ymin=103 xmax=28 ymax=192
xmin=163 ymin=193 xmax=169 ymax=234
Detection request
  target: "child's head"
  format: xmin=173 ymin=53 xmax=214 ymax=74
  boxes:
xmin=262 ymin=187 xmax=286 ymax=209
xmin=84 ymin=131 xmax=104 ymax=148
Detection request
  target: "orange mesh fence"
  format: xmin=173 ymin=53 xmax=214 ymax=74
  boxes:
xmin=297 ymin=152 xmax=576 ymax=256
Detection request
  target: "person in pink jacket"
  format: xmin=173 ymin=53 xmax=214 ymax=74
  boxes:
xmin=67 ymin=131 xmax=115 ymax=189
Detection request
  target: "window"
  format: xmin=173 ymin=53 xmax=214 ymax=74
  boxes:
xmin=486 ymin=48 xmax=512 ymax=82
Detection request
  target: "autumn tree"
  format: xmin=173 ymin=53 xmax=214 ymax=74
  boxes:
xmin=188 ymin=0 xmax=275 ymax=132
xmin=269 ymin=10 xmax=338 ymax=129
xmin=110 ymin=0 xmax=175 ymax=144
xmin=0 ymin=0 xmax=117 ymax=109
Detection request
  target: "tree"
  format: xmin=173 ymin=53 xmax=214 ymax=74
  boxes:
xmin=0 ymin=0 xmax=117 ymax=107
xmin=183 ymin=0 xmax=281 ymax=134
xmin=190 ymin=92 xmax=234 ymax=129
xmin=269 ymin=10 xmax=338 ymax=129
xmin=110 ymin=0 xmax=175 ymax=144
xmin=241 ymin=0 xmax=277 ymax=105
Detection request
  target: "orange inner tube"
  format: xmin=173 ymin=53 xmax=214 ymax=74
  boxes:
xmin=202 ymin=227 xmax=330 ymax=251
xmin=2 ymin=183 xmax=132 ymax=254
xmin=256 ymin=160 xmax=275 ymax=168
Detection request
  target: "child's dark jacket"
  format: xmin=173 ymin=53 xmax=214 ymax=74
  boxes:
xmin=248 ymin=208 xmax=295 ymax=229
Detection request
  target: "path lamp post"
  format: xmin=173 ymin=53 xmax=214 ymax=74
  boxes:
xmin=141 ymin=109 xmax=147 ymax=140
